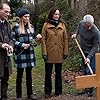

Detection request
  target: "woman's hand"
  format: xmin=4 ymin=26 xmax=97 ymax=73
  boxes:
xmin=36 ymin=34 xmax=42 ymax=39
xmin=35 ymin=34 xmax=42 ymax=44
xmin=23 ymin=44 xmax=30 ymax=49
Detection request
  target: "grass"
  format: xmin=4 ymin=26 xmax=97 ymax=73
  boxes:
xmin=8 ymin=45 xmax=78 ymax=98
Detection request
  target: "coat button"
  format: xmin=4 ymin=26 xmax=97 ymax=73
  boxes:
xmin=55 ymin=34 xmax=57 ymax=36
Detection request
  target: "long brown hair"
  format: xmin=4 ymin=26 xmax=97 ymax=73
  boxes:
xmin=47 ymin=8 xmax=61 ymax=22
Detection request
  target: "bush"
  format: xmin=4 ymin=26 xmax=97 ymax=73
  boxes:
xmin=36 ymin=13 xmax=48 ymax=34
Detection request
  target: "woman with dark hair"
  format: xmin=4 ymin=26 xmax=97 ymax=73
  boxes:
xmin=41 ymin=8 xmax=68 ymax=98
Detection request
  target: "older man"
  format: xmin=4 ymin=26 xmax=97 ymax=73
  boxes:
xmin=0 ymin=3 xmax=13 ymax=100
xmin=72 ymin=15 xmax=100 ymax=96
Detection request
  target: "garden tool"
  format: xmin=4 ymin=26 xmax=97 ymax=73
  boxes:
xmin=74 ymin=38 xmax=93 ymax=75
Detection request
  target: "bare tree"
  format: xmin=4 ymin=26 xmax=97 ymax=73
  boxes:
xmin=0 ymin=0 xmax=8 ymax=4
xmin=87 ymin=0 xmax=100 ymax=27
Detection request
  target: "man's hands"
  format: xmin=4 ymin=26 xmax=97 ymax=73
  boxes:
xmin=2 ymin=43 xmax=10 ymax=49
xmin=2 ymin=43 xmax=13 ymax=56
xmin=85 ymin=58 xmax=90 ymax=64
xmin=71 ymin=33 xmax=77 ymax=39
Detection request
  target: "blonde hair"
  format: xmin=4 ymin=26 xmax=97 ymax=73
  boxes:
xmin=19 ymin=17 xmax=33 ymax=34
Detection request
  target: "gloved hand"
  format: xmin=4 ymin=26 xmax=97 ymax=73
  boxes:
xmin=63 ymin=55 xmax=68 ymax=60
xmin=42 ymin=55 xmax=48 ymax=62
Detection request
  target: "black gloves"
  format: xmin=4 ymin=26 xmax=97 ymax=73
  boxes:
xmin=63 ymin=55 xmax=68 ymax=60
xmin=42 ymin=55 xmax=67 ymax=62
xmin=42 ymin=55 xmax=48 ymax=62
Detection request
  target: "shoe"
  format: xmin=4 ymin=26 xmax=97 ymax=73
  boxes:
xmin=55 ymin=93 xmax=62 ymax=97
xmin=45 ymin=94 xmax=50 ymax=98
xmin=88 ymin=91 xmax=93 ymax=97
xmin=87 ymin=88 xmax=94 ymax=97
xmin=28 ymin=94 xmax=38 ymax=100
xmin=55 ymin=92 xmax=62 ymax=96
xmin=16 ymin=98 xmax=22 ymax=100
xmin=78 ymin=89 xmax=87 ymax=95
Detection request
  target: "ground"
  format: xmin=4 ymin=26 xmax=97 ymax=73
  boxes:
xmin=9 ymin=91 xmax=96 ymax=100
xmin=9 ymin=93 xmax=96 ymax=100
xmin=41 ymin=68 xmax=96 ymax=100
xmin=9 ymin=68 xmax=96 ymax=100
xmin=41 ymin=94 xmax=95 ymax=100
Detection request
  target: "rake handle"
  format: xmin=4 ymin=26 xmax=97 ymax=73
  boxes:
xmin=74 ymin=38 xmax=93 ymax=75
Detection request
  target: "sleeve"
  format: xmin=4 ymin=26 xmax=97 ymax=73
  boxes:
xmin=8 ymin=23 xmax=14 ymax=48
xmin=31 ymin=25 xmax=39 ymax=46
xmin=0 ymin=42 xmax=3 ymax=49
xmin=11 ymin=26 xmax=25 ymax=48
xmin=63 ymin=23 xmax=68 ymax=55
xmin=31 ymin=25 xmax=37 ymax=39
xmin=41 ymin=23 xmax=47 ymax=55
xmin=0 ymin=23 xmax=14 ymax=48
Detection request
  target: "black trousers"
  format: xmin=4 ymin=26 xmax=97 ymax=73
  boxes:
xmin=1 ymin=67 xmax=9 ymax=99
xmin=16 ymin=67 xmax=33 ymax=98
xmin=45 ymin=63 xmax=62 ymax=95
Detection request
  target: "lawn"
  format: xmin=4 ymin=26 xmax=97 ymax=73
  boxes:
xmin=7 ymin=45 xmax=78 ymax=99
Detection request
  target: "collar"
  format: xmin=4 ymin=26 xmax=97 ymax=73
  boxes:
xmin=0 ymin=19 xmax=5 ymax=23
xmin=46 ymin=22 xmax=64 ymax=29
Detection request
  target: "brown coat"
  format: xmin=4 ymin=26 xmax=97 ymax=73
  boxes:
xmin=0 ymin=21 xmax=13 ymax=77
xmin=41 ymin=22 xmax=68 ymax=63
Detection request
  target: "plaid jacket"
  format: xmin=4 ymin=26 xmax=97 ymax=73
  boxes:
xmin=12 ymin=23 xmax=36 ymax=68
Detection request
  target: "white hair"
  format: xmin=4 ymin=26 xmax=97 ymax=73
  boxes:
xmin=83 ymin=15 xmax=94 ymax=23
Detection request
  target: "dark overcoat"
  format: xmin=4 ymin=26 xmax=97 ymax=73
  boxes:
xmin=0 ymin=20 xmax=13 ymax=77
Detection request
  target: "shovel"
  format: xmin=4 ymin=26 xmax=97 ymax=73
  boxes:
xmin=74 ymin=38 xmax=93 ymax=75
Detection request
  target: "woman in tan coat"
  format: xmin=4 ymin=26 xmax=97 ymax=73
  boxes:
xmin=41 ymin=8 xmax=68 ymax=98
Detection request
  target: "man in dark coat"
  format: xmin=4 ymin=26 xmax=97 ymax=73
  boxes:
xmin=0 ymin=3 xmax=13 ymax=100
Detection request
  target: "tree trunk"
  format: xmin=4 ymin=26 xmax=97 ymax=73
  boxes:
xmin=87 ymin=0 xmax=100 ymax=27
xmin=77 ymin=0 xmax=88 ymax=22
